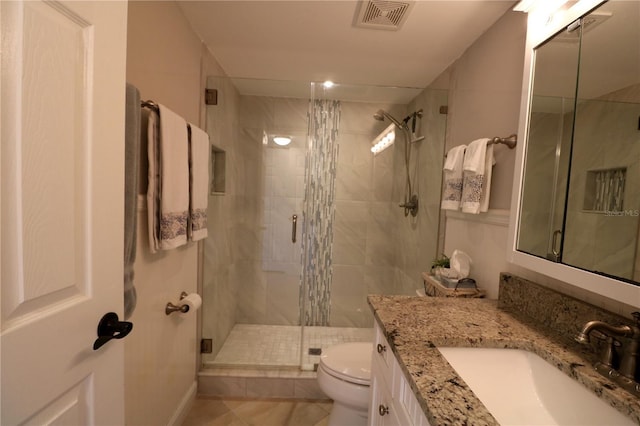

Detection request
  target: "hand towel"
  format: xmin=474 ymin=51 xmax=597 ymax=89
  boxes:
xmin=461 ymin=138 xmax=492 ymax=214
xmin=480 ymin=144 xmax=495 ymax=213
xmin=124 ymin=83 xmax=140 ymax=319
xmin=146 ymin=104 xmax=190 ymax=251
xmin=187 ymin=123 xmax=210 ymax=241
xmin=157 ymin=104 xmax=190 ymax=249
xmin=441 ymin=145 xmax=467 ymax=210
xmin=145 ymin=108 xmax=161 ymax=253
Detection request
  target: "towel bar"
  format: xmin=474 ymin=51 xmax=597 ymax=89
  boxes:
xmin=488 ymin=134 xmax=517 ymax=149
xmin=444 ymin=134 xmax=517 ymax=157
xmin=141 ymin=100 xmax=159 ymax=112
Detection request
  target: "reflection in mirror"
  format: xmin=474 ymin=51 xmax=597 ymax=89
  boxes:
xmin=517 ymin=28 xmax=579 ymax=261
xmin=517 ymin=0 xmax=640 ymax=285
xmin=563 ymin=2 xmax=640 ymax=283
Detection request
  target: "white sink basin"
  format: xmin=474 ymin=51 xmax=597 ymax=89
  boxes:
xmin=438 ymin=347 xmax=634 ymax=425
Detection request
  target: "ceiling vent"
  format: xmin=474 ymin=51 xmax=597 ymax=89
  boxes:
xmin=354 ymin=0 xmax=414 ymax=31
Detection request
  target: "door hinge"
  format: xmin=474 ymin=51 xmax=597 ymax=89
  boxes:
xmin=201 ymin=338 xmax=213 ymax=353
xmin=205 ymin=89 xmax=218 ymax=106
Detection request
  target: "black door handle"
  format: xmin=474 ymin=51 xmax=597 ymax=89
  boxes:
xmin=93 ymin=312 xmax=133 ymax=350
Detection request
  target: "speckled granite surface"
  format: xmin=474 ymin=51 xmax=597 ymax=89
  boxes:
xmin=499 ymin=273 xmax=637 ymax=342
xmin=367 ymin=294 xmax=640 ymax=425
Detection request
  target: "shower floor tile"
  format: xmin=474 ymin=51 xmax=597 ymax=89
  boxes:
xmin=209 ymin=324 xmax=372 ymax=369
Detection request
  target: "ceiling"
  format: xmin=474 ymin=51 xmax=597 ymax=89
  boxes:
xmin=178 ymin=1 xmax=517 ymax=101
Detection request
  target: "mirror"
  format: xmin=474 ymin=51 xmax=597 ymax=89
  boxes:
xmin=518 ymin=26 xmax=579 ymax=262
xmin=517 ymin=0 xmax=640 ymax=286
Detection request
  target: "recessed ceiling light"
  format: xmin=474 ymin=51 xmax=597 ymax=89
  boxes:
xmin=273 ymin=136 xmax=292 ymax=146
xmin=323 ymin=81 xmax=334 ymax=88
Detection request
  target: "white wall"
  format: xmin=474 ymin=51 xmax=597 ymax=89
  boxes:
xmin=124 ymin=2 xmax=226 ymax=424
xmin=442 ymin=10 xmax=526 ymax=298
xmin=442 ymin=9 xmax=636 ymax=316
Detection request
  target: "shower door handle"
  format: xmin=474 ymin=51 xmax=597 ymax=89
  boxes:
xmin=291 ymin=214 xmax=297 ymax=243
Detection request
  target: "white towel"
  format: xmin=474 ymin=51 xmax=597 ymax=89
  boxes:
xmin=145 ymin=109 xmax=160 ymax=253
xmin=461 ymin=138 xmax=493 ymax=214
xmin=147 ymin=104 xmax=190 ymax=251
xmin=441 ymin=145 xmax=467 ymax=210
xmin=480 ymin=144 xmax=495 ymax=213
xmin=188 ymin=123 xmax=210 ymax=241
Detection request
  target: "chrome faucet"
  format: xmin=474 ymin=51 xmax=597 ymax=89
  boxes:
xmin=575 ymin=312 xmax=640 ymax=396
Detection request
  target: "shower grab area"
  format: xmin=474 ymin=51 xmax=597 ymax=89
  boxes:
xmin=201 ymin=77 xmax=448 ymax=376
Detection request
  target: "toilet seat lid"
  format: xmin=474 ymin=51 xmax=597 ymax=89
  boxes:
xmin=319 ymin=342 xmax=372 ymax=385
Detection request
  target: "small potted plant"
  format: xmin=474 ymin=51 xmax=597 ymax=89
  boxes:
xmin=431 ymin=254 xmax=455 ymax=279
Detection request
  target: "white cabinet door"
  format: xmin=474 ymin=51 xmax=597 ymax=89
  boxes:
xmin=1 ymin=1 xmax=128 ymax=424
xmin=370 ymin=371 xmax=405 ymax=426
xmin=370 ymin=323 xmax=432 ymax=426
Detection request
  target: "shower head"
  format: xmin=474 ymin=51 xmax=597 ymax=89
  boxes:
xmin=373 ymin=109 xmax=406 ymax=129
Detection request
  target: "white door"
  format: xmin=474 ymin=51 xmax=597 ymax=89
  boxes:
xmin=1 ymin=1 xmax=128 ymax=424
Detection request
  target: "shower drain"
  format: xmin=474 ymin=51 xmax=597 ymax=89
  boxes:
xmin=308 ymin=348 xmax=322 ymax=356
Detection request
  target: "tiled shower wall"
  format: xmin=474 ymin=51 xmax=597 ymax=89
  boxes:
xmin=227 ymin=96 xmax=414 ymax=328
xmin=202 ymin=86 xmax=450 ymax=356
xmin=237 ymin=95 xmax=308 ymax=326
xmin=330 ymin=101 xmax=407 ymax=327
xmin=300 ymin=100 xmax=341 ymax=326
xmin=563 ymin=85 xmax=640 ymax=281
xmin=519 ymin=84 xmax=640 ymax=281
xmin=203 ymin=77 xmax=264 ymax=360
xmin=393 ymin=89 xmax=449 ymax=296
xmin=332 ymin=93 xmax=448 ymax=327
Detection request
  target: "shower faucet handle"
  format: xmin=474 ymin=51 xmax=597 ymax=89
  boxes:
xmin=291 ymin=214 xmax=297 ymax=243
xmin=399 ymin=195 xmax=419 ymax=217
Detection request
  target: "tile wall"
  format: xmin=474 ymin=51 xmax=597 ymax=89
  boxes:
xmin=203 ymin=77 xmax=264 ymax=361
xmin=563 ymin=87 xmax=640 ymax=280
xmin=393 ymin=89 xmax=449 ymax=295
xmin=202 ymin=85 xmax=449 ymax=356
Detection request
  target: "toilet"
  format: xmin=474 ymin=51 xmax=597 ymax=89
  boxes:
xmin=316 ymin=342 xmax=372 ymax=426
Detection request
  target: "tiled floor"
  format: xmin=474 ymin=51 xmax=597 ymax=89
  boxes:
xmin=182 ymin=397 xmax=331 ymax=426
xmin=208 ymin=325 xmax=373 ymax=370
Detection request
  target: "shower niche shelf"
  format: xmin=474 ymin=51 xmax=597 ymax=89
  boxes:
xmin=582 ymin=167 xmax=626 ymax=214
xmin=210 ymin=145 xmax=226 ymax=195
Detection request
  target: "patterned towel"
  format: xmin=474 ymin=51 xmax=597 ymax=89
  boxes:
xmin=146 ymin=105 xmax=190 ymax=252
xmin=441 ymin=145 xmax=467 ymax=210
xmin=461 ymin=138 xmax=493 ymax=214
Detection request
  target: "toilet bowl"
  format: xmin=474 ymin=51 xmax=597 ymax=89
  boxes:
xmin=316 ymin=342 xmax=372 ymax=426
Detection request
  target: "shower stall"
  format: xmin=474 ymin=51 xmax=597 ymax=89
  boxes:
xmin=201 ymin=77 xmax=448 ymax=372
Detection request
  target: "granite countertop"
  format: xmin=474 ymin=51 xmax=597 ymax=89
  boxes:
xmin=367 ymin=295 xmax=640 ymax=425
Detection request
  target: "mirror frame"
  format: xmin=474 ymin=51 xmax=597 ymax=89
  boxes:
xmin=508 ymin=0 xmax=640 ymax=307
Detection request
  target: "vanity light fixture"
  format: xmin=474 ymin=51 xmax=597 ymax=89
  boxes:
xmin=513 ymin=0 xmax=538 ymax=12
xmin=273 ymin=136 xmax=292 ymax=146
xmin=370 ymin=123 xmax=396 ymax=155
xmin=513 ymin=0 xmax=568 ymax=13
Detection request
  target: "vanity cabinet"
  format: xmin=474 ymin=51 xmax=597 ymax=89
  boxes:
xmin=368 ymin=323 xmax=431 ymax=426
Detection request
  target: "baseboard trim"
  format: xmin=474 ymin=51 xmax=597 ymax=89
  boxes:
xmin=167 ymin=380 xmax=197 ymax=426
